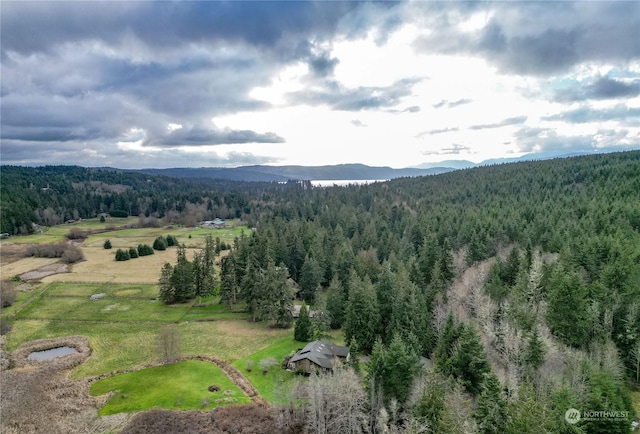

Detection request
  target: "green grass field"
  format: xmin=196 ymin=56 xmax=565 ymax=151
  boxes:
xmin=90 ymin=360 xmax=251 ymax=415
xmin=0 ymin=220 xmax=343 ymax=412
xmin=232 ymin=336 xmax=302 ymax=403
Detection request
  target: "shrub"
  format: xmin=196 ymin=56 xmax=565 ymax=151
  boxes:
xmin=258 ymin=357 xmax=278 ymax=374
xmin=115 ymin=249 xmax=130 ymax=261
xmin=0 ymin=320 xmax=12 ymax=335
xmin=66 ymin=228 xmax=87 ymax=240
xmin=25 ymin=242 xmax=84 ymax=263
xmin=103 ymin=239 xmax=112 ymax=249
xmin=26 ymin=243 xmax=66 ymax=258
xmin=166 ymin=235 xmax=178 ymax=247
xmin=100 ymin=215 xmax=106 ymax=223
xmin=61 ymin=245 xmax=84 ymax=264
xmin=129 ymin=247 xmax=139 ymax=258
xmin=153 ymin=236 xmax=167 ymax=251
xmin=1 ymin=282 xmax=17 ymax=307
xmin=137 ymin=244 xmax=154 ymax=256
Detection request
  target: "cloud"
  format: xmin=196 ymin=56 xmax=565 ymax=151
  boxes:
xmin=0 ymin=2 xmax=362 ymax=57
xmin=514 ymin=126 xmax=594 ymax=153
xmin=469 ymin=116 xmax=528 ymax=130
xmin=554 ymin=77 xmax=640 ymax=102
xmin=433 ymin=99 xmax=472 ymax=109
xmin=351 ymin=119 xmax=367 ymax=127
xmin=415 ymin=127 xmax=459 ymax=138
xmin=287 ymin=77 xmax=423 ymax=111
xmin=514 ymin=126 xmax=640 ymax=155
xmin=412 ymin=2 xmax=640 ymax=76
xmin=542 ymin=105 xmax=640 ymax=124
xmin=423 ymin=143 xmax=471 ymax=155
xmin=146 ymin=125 xmax=285 ymax=147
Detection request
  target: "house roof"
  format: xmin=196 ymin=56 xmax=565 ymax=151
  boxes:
xmin=290 ymin=341 xmax=349 ymax=370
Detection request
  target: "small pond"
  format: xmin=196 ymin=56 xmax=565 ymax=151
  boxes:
xmin=28 ymin=346 xmax=78 ymax=361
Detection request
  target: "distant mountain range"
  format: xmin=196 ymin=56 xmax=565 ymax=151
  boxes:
xmin=133 ymin=164 xmax=453 ymax=182
xmin=131 ymin=150 xmax=604 ymax=182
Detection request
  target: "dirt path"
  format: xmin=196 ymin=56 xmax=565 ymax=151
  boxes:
xmin=189 ymin=355 xmax=268 ymax=407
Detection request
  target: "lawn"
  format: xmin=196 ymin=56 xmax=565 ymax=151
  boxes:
xmin=232 ymin=336 xmax=302 ymax=403
xmin=90 ymin=360 xmax=251 ymax=415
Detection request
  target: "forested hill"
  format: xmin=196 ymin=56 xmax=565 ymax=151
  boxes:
xmin=0 ymin=165 xmax=285 ymax=234
xmin=1 ymin=151 xmax=639 ymax=430
xmin=216 ymin=150 xmax=639 ymax=432
xmin=134 ymin=163 xmax=450 ymax=182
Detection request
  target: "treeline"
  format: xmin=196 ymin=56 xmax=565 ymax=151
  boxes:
xmin=217 ymin=151 xmax=639 ymax=433
xmin=0 ymin=165 xmax=306 ymax=234
xmin=158 ymin=235 xmax=218 ymax=304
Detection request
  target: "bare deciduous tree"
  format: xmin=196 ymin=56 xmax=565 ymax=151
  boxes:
xmin=157 ymin=324 xmax=181 ymax=363
xmin=298 ymin=367 xmax=368 ymax=434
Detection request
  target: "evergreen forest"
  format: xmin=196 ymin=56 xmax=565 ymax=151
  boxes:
xmin=2 ymin=151 xmax=639 ymax=432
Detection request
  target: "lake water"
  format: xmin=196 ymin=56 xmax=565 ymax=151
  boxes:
xmin=28 ymin=346 xmax=78 ymax=361
xmin=310 ymin=179 xmax=388 ymax=187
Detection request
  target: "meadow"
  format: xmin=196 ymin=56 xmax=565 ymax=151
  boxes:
xmin=0 ymin=218 xmax=306 ymax=414
xmin=90 ymin=360 xmax=251 ymax=415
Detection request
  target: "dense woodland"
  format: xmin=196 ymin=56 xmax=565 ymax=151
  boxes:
xmin=2 ymin=151 xmax=640 ymax=432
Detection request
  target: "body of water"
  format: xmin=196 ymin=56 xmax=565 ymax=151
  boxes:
xmin=310 ymin=179 xmax=389 ymax=187
xmin=28 ymin=346 xmax=78 ymax=361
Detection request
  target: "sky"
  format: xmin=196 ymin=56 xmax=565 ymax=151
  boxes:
xmin=1 ymin=1 xmax=639 ymax=169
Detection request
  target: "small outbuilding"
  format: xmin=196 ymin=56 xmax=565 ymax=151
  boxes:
xmin=288 ymin=341 xmax=349 ymax=374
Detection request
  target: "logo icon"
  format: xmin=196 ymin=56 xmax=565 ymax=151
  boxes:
xmin=565 ymin=408 xmax=581 ymax=424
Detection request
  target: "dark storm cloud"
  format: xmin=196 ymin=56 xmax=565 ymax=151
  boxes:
xmin=554 ymin=77 xmax=640 ymax=102
xmin=0 ymin=2 xmax=361 ymax=56
xmin=287 ymin=77 xmax=423 ymax=111
xmin=1 ymin=1 xmax=393 ymax=167
xmin=412 ymin=1 xmax=640 ymax=76
xmin=146 ymin=125 xmax=285 ymax=148
xmin=469 ymin=116 xmax=527 ymax=131
xmin=542 ymin=105 xmax=640 ymax=124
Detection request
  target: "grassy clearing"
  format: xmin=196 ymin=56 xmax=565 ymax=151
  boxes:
xmin=90 ymin=360 xmax=251 ymax=415
xmin=3 ymin=281 xmax=296 ymax=380
xmin=232 ymin=336 xmax=303 ymax=403
xmin=45 ymin=282 xmax=158 ymax=298
xmin=1 ymin=221 xmax=317 ymax=406
xmin=16 ymin=296 xmax=189 ymax=322
xmin=43 ymin=246 xmax=178 ymax=284
xmin=181 ymin=320 xmax=293 ymax=363
xmin=0 ymin=257 xmax=61 ymax=279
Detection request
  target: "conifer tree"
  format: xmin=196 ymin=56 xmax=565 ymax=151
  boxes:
xmin=546 ymin=266 xmax=589 ymax=348
xmin=294 ymin=302 xmax=313 ymax=342
xmin=326 ymin=274 xmax=345 ymax=329
xmin=170 ymin=245 xmax=194 ymax=302
xmin=475 ymin=373 xmax=507 ymax=434
xmin=524 ymin=328 xmax=546 ymax=377
xmin=345 ymin=271 xmax=380 ymax=353
xmin=159 ymin=263 xmax=174 ymax=303
xmin=219 ymin=253 xmax=238 ymax=308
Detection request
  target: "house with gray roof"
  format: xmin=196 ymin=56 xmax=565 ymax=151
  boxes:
xmin=288 ymin=341 xmax=349 ymax=374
